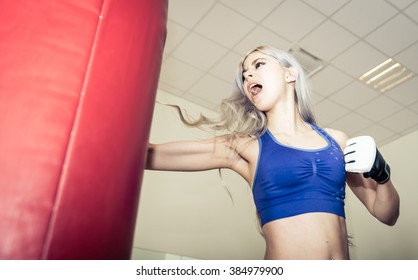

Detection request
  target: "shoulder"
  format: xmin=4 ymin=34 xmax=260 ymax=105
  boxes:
xmin=218 ymin=134 xmax=258 ymax=184
xmin=323 ymin=127 xmax=349 ymax=150
xmin=233 ymin=134 xmax=259 ymax=154
xmin=214 ymin=134 xmax=258 ymax=159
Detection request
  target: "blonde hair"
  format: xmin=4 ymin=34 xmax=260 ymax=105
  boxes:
xmin=171 ymin=45 xmax=316 ymax=137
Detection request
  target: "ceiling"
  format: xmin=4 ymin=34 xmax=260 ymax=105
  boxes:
xmin=158 ymin=0 xmax=418 ymax=146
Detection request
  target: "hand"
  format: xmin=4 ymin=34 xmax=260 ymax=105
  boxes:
xmin=344 ymin=136 xmax=391 ymax=184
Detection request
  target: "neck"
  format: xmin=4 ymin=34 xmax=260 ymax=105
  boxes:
xmin=266 ymin=102 xmax=308 ymax=135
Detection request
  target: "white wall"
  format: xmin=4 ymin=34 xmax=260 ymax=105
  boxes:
xmin=133 ymin=90 xmax=418 ymax=260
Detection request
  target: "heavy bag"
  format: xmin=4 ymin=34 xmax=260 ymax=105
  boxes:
xmin=0 ymin=0 xmax=167 ymax=259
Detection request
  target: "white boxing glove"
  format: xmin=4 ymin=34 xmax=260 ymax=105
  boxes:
xmin=344 ymin=136 xmax=376 ymax=173
xmin=344 ymin=136 xmax=391 ymax=184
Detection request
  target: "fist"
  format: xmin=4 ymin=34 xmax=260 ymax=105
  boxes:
xmin=344 ymin=135 xmax=391 ymax=184
xmin=344 ymin=136 xmax=376 ymax=173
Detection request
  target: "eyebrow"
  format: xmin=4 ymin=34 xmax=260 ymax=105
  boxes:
xmin=242 ymin=58 xmax=267 ymax=73
xmin=251 ymin=58 xmax=267 ymax=66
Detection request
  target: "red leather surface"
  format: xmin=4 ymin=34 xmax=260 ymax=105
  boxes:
xmin=0 ymin=0 xmax=167 ymax=259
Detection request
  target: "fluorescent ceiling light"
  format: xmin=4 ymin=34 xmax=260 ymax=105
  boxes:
xmin=359 ymin=58 xmax=414 ymax=93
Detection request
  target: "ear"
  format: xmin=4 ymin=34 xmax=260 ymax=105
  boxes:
xmin=284 ymin=67 xmax=298 ymax=83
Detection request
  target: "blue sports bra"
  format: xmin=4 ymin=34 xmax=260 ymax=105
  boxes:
xmin=252 ymin=124 xmax=346 ymax=226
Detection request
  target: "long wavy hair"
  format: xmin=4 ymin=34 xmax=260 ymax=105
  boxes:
xmin=170 ymin=45 xmax=316 ymax=138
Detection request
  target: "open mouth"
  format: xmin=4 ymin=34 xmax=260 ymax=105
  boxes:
xmin=248 ymin=83 xmax=263 ymax=96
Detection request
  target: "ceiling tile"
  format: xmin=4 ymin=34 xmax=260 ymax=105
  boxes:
xmin=194 ymin=4 xmax=256 ymax=48
xmin=219 ymin=0 xmax=283 ymax=22
xmin=379 ymin=134 xmax=402 ymax=146
xmin=314 ymin=99 xmax=350 ymax=126
xmin=168 ymin=0 xmax=216 ymax=28
xmin=187 ymin=74 xmax=233 ymax=105
xmin=158 ymin=82 xmax=185 ymax=97
xmin=301 ymin=0 xmax=350 ymax=16
xmin=404 ymin=1 xmax=418 ymax=23
xmin=331 ymin=41 xmax=388 ymax=78
xmin=309 ymin=65 xmax=353 ymax=97
xmin=164 ymin=20 xmax=189 ymax=55
xmin=171 ymin=32 xmax=228 ymax=71
xmin=332 ymin=0 xmax=397 ymax=37
xmin=410 ymin=100 xmax=418 ymax=114
xmin=233 ymin=26 xmax=292 ymax=55
xmin=400 ymin=123 xmax=418 ymax=137
xmin=299 ymin=20 xmax=358 ymax=61
xmin=330 ymin=80 xmax=381 ymax=110
xmin=262 ymin=0 xmax=325 ymax=42
xmin=381 ymin=108 xmax=418 ymax=133
xmin=329 ymin=112 xmax=374 ymax=136
xmin=386 ymin=0 xmax=416 ymax=10
xmin=209 ymin=52 xmax=242 ymax=83
xmin=311 ymin=91 xmax=325 ymax=105
xmin=365 ymin=14 xmax=418 ymax=56
xmin=356 ymin=96 xmax=403 ymax=122
xmin=385 ymin=76 xmax=418 ymax=106
xmin=181 ymin=93 xmax=218 ymax=111
xmin=159 ymin=57 xmax=204 ymax=92
xmin=395 ymin=41 xmax=418 ymax=73
xmin=354 ymin=124 xmax=396 ymax=146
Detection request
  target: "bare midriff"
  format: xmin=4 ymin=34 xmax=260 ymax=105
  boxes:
xmin=261 ymin=212 xmax=349 ymax=260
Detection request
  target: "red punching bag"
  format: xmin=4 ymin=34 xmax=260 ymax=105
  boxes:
xmin=0 ymin=0 xmax=167 ymax=259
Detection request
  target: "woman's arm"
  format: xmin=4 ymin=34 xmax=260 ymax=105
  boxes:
xmin=346 ymin=173 xmax=399 ymax=226
xmin=326 ymin=128 xmax=400 ymax=226
xmin=145 ymin=136 xmax=244 ymax=171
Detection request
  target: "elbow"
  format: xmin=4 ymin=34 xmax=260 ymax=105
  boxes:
xmin=376 ymin=191 xmax=400 ymax=226
xmin=382 ymin=217 xmax=398 ymax=227
xmin=388 ymin=210 xmax=400 ymax=226
xmin=387 ymin=196 xmax=401 ymax=226
xmin=379 ymin=209 xmax=400 ymax=227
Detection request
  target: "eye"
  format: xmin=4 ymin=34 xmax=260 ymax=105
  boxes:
xmin=255 ymin=62 xmax=265 ymax=69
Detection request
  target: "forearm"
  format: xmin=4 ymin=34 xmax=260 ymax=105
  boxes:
xmin=145 ymin=142 xmax=199 ymax=171
xmin=372 ymin=179 xmax=400 ymax=226
xmin=345 ymin=135 xmax=400 ymax=226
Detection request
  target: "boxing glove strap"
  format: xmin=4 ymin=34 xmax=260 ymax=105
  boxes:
xmin=363 ymin=149 xmax=391 ymax=184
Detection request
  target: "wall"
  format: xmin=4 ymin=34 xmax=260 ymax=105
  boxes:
xmin=133 ymin=90 xmax=418 ymax=260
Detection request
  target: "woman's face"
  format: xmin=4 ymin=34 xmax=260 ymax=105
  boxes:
xmin=241 ymin=51 xmax=292 ymax=112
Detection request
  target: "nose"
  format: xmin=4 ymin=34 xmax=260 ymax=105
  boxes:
xmin=243 ymin=71 xmax=253 ymax=80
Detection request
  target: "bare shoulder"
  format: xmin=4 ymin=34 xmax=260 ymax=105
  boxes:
xmin=229 ymin=134 xmax=259 ymax=163
xmin=217 ymin=134 xmax=259 ymax=184
xmin=213 ymin=134 xmax=258 ymax=158
xmin=324 ymin=128 xmax=349 ymax=150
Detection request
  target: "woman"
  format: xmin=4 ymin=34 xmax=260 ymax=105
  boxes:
xmin=146 ymin=46 xmax=400 ymax=260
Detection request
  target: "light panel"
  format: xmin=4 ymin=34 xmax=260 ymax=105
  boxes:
xmin=359 ymin=58 xmax=414 ymax=93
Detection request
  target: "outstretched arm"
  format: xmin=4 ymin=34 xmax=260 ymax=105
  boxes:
xmin=146 ymin=136 xmax=242 ymax=172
